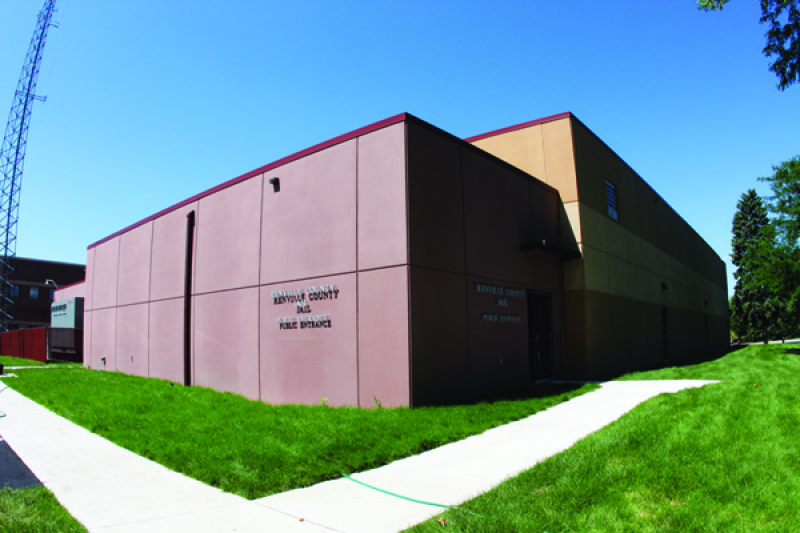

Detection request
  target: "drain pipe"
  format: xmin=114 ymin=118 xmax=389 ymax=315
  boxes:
xmin=184 ymin=210 xmax=195 ymax=386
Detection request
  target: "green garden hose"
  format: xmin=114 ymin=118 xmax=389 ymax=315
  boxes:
xmin=341 ymin=473 xmax=484 ymax=517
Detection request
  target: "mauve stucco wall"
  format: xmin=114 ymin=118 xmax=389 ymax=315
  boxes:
xmin=84 ymin=121 xmax=412 ymax=406
xmin=54 ymin=281 xmax=86 ymax=301
xmin=260 ymin=274 xmax=358 ymax=406
xmin=84 ymin=116 xmax=564 ymax=406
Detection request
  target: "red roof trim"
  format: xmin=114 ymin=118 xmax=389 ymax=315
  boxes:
xmin=53 ymin=279 xmax=85 ymax=296
xmin=464 ymin=112 xmax=573 ymax=143
xmin=88 ymin=113 xmax=410 ymax=249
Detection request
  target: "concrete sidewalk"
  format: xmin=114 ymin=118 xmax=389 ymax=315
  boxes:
xmin=0 ymin=379 xmax=717 ymax=533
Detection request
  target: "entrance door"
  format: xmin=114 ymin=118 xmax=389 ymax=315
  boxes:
xmin=528 ymin=291 xmax=552 ymax=382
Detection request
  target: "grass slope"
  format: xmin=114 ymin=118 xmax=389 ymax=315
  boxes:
xmin=408 ymin=344 xmax=800 ymax=533
xmin=0 ymin=487 xmax=87 ymax=533
xmin=4 ymin=369 xmax=595 ymax=499
xmin=0 ymin=356 xmax=46 ymax=367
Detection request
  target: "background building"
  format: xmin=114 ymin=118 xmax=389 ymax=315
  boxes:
xmin=3 ymin=257 xmax=85 ymax=330
xmin=82 ymin=113 xmax=728 ymax=406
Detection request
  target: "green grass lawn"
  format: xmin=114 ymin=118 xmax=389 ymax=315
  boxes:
xmin=3 ymin=368 xmax=595 ymax=499
xmin=0 ymin=356 xmax=46 ymax=367
xmin=0 ymin=488 xmax=87 ymax=533
xmin=407 ymin=344 xmax=800 ymax=533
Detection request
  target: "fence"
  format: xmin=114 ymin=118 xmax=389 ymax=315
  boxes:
xmin=0 ymin=327 xmax=83 ymax=363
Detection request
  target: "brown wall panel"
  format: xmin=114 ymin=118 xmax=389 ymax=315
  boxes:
xmin=562 ymin=290 xmax=587 ymax=376
xmin=409 ymin=267 xmax=468 ymax=406
xmin=406 ymin=122 xmax=465 ymax=274
xmin=466 ymin=277 xmax=529 ymax=399
xmin=462 ymin=149 xmax=538 ymax=283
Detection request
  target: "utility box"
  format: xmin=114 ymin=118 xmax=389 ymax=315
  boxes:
xmin=51 ymin=297 xmax=84 ymax=329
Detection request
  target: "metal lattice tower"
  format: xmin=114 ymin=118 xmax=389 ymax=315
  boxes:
xmin=0 ymin=0 xmax=58 ymax=331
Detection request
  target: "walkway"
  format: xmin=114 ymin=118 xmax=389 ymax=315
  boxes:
xmin=0 ymin=379 xmax=717 ymax=533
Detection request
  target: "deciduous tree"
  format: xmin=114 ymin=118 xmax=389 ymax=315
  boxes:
xmin=698 ymin=0 xmax=800 ymax=90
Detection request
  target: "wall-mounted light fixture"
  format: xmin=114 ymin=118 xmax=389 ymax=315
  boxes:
xmin=269 ymin=177 xmax=280 ymax=192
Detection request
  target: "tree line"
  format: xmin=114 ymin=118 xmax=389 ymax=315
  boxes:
xmin=731 ymin=157 xmax=800 ymax=341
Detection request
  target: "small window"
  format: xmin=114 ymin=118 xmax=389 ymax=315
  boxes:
xmin=49 ymin=288 xmax=55 ymax=301
xmin=29 ymin=286 xmax=40 ymax=299
xmin=606 ymin=180 xmax=619 ymax=221
xmin=10 ymin=285 xmax=19 ymax=297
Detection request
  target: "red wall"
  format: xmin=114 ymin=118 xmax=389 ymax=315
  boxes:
xmin=0 ymin=328 xmax=48 ymax=363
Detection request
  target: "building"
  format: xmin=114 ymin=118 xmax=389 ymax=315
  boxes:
xmin=3 ymin=257 xmax=85 ymax=330
xmin=468 ymin=113 xmax=728 ymax=379
xmin=82 ymin=113 xmax=728 ymax=407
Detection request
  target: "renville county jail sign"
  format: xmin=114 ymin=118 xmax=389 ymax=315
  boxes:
xmin=273 ymin=284 xmax=339 ymax=330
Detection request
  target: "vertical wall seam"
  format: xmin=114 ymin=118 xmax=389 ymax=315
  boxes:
xmin=459 ymin=145 xmax=470 ymax=401
xmin=184 ymin=210 xmax=196 ymax=387
xmin=87 ymin=247 xmax=95 ymax=368
xmin=404 ymin=122 xmax=413 ymax=406
xmin=191 ymin=204 xmax=198 ymax=386
xmin=257 ymin=174 xmax=265 ymax=401
xmin=113 ymin=239 xmax=121 ymax=371
xmin=355 ymin=138 xmax=360 ymax=407
xmin=146 ymin=221 xmax=154 ymax=378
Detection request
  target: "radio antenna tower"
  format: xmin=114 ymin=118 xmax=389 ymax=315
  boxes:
xmin=0 ymin=0 xmax=58 ymax=331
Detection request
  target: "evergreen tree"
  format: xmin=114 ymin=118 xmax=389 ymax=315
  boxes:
xmin=732 ymin=189 xmax=769 ymax=272
xmin=730 ymin=189 xmax=770 ymax=340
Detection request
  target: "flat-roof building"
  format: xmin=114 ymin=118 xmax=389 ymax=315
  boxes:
xmin=83 ymin=113 xmax=727 ymax=406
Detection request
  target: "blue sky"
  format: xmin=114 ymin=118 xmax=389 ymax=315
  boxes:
xmin=1 ymin=1 xmax=798 ymax=296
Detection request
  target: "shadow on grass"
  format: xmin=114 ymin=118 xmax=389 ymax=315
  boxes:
xmin=424 ymin=382 xmax=590 ymax=407
xmin=661 ymin=346 xmax=745 ymax=370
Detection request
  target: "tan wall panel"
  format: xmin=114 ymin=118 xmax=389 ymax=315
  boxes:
xmin=579 ymin=204 xmax=606 ymax=251
xmin=563 ymin=258 xmax=585 ymax=291
xmin=642 ymin=269 xmax=663 ymax=304
xmin=541 ymin=120 xmax=578 ymax=202
xmin=625 ymin=229 xmax=642 ymax=265
xmin=572 ymin=122 xmax=617 ymax=214
xmin=471 ymin=126 xmax=548 ymax=182
xmin=626 ymin=264 xmax=645 ymax=301
xmin=617 ymin=166 xmax=641 ymax=231
xmin=582 ymin=246 xmax=609 ymax=294
xmin=561 ymin=201 xmax=582 ymax=248
xmin=604 ymin=216 xmax=626 ymax=260
xmin=606 ymin=255 xmax=630 ymax=299
xmin=639 ymin=240 xmax=657 ymax=276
